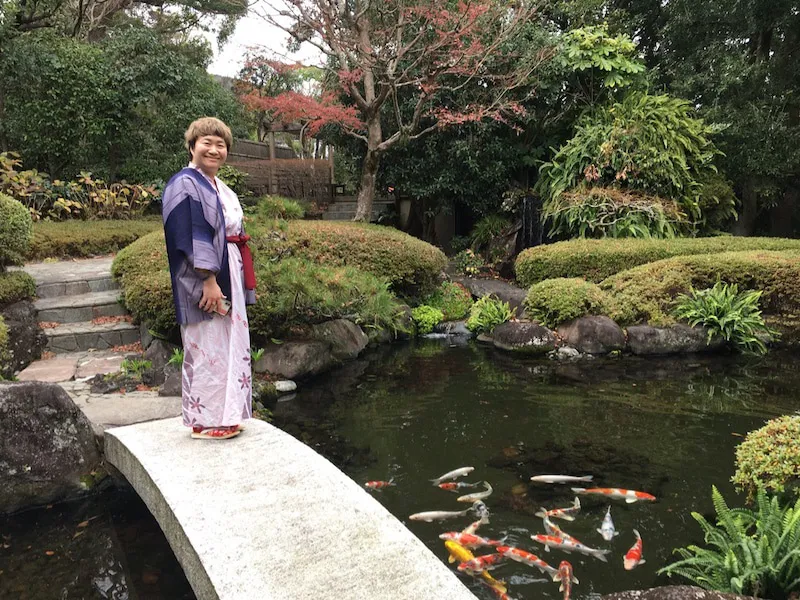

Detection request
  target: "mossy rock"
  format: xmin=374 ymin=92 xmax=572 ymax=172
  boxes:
xmin=515 ymin=237 xmax=800 ymax=288
xmin=0 ymin=193 xmax=32 ymax=267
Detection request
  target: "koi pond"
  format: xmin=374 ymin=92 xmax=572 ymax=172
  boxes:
xmin=1 ymin=340 xmax=798 ymax=599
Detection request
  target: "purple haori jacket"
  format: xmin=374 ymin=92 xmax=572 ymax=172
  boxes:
xmin=162 ymin=168 xmax=256 ymax=325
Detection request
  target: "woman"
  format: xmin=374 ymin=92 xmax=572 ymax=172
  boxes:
xmin=161 ymin=117 xmax=256 ymax=440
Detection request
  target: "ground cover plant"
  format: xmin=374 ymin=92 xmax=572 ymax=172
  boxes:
xmin=525 ymin=277 xmax=617 ymax=328
xmin=466 ymin=295 xmax=513 ymax=334
xmin=424 ymin=282 xmax=473 ymax=321
xmin=659 ymin=486 xmax=800 ymax=598
xmin=28 ymin=219 xmax=162 ymax=260
xmin=515 ymin=237 xmax=800 ymax=288
xmin=411 ymin=305 xmax=444 ymax=335
xmin=733 ymin=416 xmax=800 ymax=502
xmin=673 ymin=282 xmax=777 ymax=354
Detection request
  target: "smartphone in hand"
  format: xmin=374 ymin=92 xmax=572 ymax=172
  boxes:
xmin=212 ymin=298 xmax=232 ymax=316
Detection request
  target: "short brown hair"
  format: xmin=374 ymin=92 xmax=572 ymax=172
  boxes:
xmin=184 ymin=117 xmax=233 ymax=152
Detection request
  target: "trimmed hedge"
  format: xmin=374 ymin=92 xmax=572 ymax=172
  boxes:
xmin=525 ymin=278 xmax=618 ymax=328
xmin=515 ymin=237 xmax=800 ymax=288
xmin=112 ymin=223 xmax=439 ymax=338
xmin=601 ymin=250 xmax=800 ymax=325
xmin=0 ymin=193 xmax=32 ymax=267
xmin=733 ymin=415 xmax=800 ymax=501
xmin=28 ymin=218 xmax=162 ymax=260
xmin=0 ymin=271 xmax=36 ymax=307
xmin=251 ymin=221 xmax=447 ymax=301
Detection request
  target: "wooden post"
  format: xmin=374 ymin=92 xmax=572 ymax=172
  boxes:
xmin=328 ymin=144 xmax=335 ymax=203
xmin=268 ymin=131 xmax=277 ymax=195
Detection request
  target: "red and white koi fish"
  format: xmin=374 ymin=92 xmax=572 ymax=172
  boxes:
xmin=531 ymin=534 xmax=611 ymax=562
xmin=430 ymin=466 xmax=475 ymax=486
xmin=535 ymin=497 xmax=581 ymax=522
xmin=364 ymin=478 xmax=395 ymax=490
xmin=623 ymin=529 xmax=646 ymax=570
xmin=571 ymin=487 xmax=656 ymax=503
xmin=496 ymin=545 xmax=557 ymax=576
xmin=531 ymin=475 xmax=593 ymax=484
xmin=541 ymin=516 xmax=581 ymax=545
xmin=457 ymin=481 xmax=493 ymax=503
xmin=457 ymin=552 xmax=505 ymax=574
xmin=438 ymin=481 xmax=482 ymax=492
xmin=553 ymin=560 xmax=579 ymax=600
xmin=462 ymin=516 xmax=489 ymax=535
xmin=439 ymin=531 xmax=504 ymax=549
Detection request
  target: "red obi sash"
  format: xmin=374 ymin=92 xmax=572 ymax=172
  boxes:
xmin=225 ymin=234 xmax=256 ymax=290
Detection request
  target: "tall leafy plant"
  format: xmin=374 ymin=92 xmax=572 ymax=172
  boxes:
xmin=659 ymin=486 xmax=800 ymax=598
xmin=673 ymin=282 xmax=777 ymax=355
xmin=466 ymin=295 xmax=513 ymax=334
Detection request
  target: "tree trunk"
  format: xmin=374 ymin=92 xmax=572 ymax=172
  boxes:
xmin=771 ymin=183 xmax=798 ymax=237
xmin=354 ymin=117 xmax=383 ymax=222
xmin=732 ymin=179 xmax=758 ymax=236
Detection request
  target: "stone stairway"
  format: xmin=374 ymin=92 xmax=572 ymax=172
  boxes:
xmin=321 ymin=198 xmax=395 ymax=221
xmin=24 ymin=257 xmax=139 ymax=353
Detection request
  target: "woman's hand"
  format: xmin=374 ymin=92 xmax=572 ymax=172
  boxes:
xmin=199 ymin=276 xmax=225 ymax=313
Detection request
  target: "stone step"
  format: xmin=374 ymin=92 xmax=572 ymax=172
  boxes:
xmin=45 ymin=319 xmax=139 ymax=353
xmin=36 ymin=275 xmax=118 ymax=299
xmin=21 ymin=256 xmax=117 ymax=299
xmin=35 ymin=289 xmax=126 ymax=323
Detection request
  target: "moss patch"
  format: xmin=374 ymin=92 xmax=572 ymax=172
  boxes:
xmin=0 ymin=271 xmax=36 ymax=307
xmin=28 ymin=218 xmax=162 ymax=260
xmin=525 ymin=277 xmax=618 ymax=328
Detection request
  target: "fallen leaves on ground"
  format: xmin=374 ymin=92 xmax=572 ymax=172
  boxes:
xmin=38 ymin=321 xmax=59 ymax=329
xmin=92 ymin=315 xmax=133 ymax=325
xmin=111 ymin=341 xmax=142 ymax=353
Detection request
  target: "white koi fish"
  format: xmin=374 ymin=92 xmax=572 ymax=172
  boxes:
xmin=430 ymin=466 xmax=475 ymax=486
xmin=531 ymin=534 xmax=611 ymax=562
xmin=409 ymin=507 xmax=473 ymax=522
xmin=531 ymin=475 xmax=593 ymax=484
xmin=458 ymin=482 xmax=493 ymax=503
xmin=597 ymin=506 xmax=619 ymax=541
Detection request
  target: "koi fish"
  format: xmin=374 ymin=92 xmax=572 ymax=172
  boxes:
xmin=458 ymin=481 xmax=493 ymax=503
xmin=438 ymin=481 xmax=482 ymax=492
xmin=462 ymin=516 xmax=488 ymax=535
xmin=444 ymin=541 xmax=507 ymax=593
xmin=553 ymin=560 xmax=578 ymax=600
xmin=439 ymin=531 xmax=504 ymax=549
xmin=542 ymin=516 xmax=579 ymax=544
xmin=431 ymin=466 xmax=475 ymax=485
xmin=364 ymin=478 xmax=395 ymax=490
xmin=571 ymin=487 xmax=656 ymax=503
xmin=457 ymin=552 xmax=505 ymax=574
xmin=472 ymin=500 xmax=491 ymax=523
xmin=495 ymin=545 xmax=557 ymax=576
xmin=623 ymin=529 xmax=645 ymax=570
xmin=409 ymin=507 xmax=473 ymax=522
xmin=535 ymin=497 xmax=581 ymax=522
xmin=597 ymin=506 xmax=619 ymax=541
xmin=531 ymin=534 xmax=611 ymax=562
xmin=531 ymin=475 xmax=593 ymax=484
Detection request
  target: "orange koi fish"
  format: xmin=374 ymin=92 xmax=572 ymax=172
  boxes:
xmin=531 ymin=534 xmax=610 ymax=562
xmin=571 ymin=487 xmax=656 ymax=503
xmin=553 ymin=560 xmax=578 ymax=600
xmin=439 ymin=531 xmax=504 ymax=549
xmin=438 ymin=481 xmax=482 ymax=492
xmin=495 ymin=545 xmax=557 ymax=576
xmin=535 ymin=497 xmax=581 ymax=522
xmin=457 ymin=553 xmax=505 ymax=574
xmin=623 ymin=529 xmax=646 ymax=570
xmin=541 ymin=516 xmax=581 ymax=545
xmin=364 ymin=478 xmax=395 ymax=490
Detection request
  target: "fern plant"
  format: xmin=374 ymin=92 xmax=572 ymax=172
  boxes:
xmin=659 ymin=486 xmax=800 ymax=598
xmin=466 ymin=295 xmax=513 ymax=334
xmin=673 ymin=281 xmax=778 ymax=355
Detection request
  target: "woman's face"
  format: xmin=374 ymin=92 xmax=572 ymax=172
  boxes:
xmin=191 ymin=135 xmax=228 ymax=177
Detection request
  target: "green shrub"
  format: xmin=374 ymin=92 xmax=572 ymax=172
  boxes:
xmin=251 ymin=220 xmax=447 ymax=302
xmin=601 ymin=250 xmax=800 ymax=325
xmin=0 ymin=315 xmax=9 ymax=376
xmin=659 ymin=486 xmax=800 ymax=597
xmin=454 ymin=249 xmax=483 ymax=276
xmin=168 ymin=348 xmax=184 ymax=366
xmin=466 ymin=295 xmax=513 ymax=334
xmin=425 ymin=281 xmax=473 ymax=320
xmin=0 ymin=271 xmax=36 ymax=306
xmin=470 ymin=214 xmax=510 ymax=253
xmin=217 ymin=165 xmax=251 ymax=198
xmin=515 ymin=237 xmax=800 ymax=288
xmin=411 ymin=305 xmax=444 ymax=335
xmin=673 ymin=282 xmax=777 ymax=354
xmin=525 ymin=278 xmax=616 ymax=328
xmin=733 ymin=416 xmax=800 ymax=502
xmin=0 ymin=193 xmax=33 ymax=267
xmin=544 ymin=187 xmax=685 ymax=239
xmin=256 ymin=195 xmax=305 ymax=220
xmin=28 ymin=219 xmax=162 ymax=260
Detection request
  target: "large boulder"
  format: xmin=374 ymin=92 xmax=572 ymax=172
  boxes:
xmin=626 ymin=324 xmax=725 ymax=355
xmin=309 ymin=319 xmax=369 ymax=361
xmin=1 ymin=301 xmax=47 ymax=377
xmin=492 ymin=321 xmax=556 ymax=354
xmin=601 ymin=586 xmax=754 ymax=600
xmin=0 ymin=381 xmax=102 ymax=514
xmin=254 ymin=340 xmax=336 ymax=379
xmin=451 ymin=276 xmax=528 ymax=317
xmin=557 ymin=316 xmax=625 ymax=354
xmin=143 ymin=339 xmax=178 ymax=386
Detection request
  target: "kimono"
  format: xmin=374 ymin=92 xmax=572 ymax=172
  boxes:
xmin=162 ymin=166 xmax=256 ymax=428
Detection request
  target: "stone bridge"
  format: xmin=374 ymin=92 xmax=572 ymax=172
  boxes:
xmin=105 ymin=417 xmax=478 ymax=600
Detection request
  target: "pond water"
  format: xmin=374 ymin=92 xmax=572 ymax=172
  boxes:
xmin=2 ymin=341 xmax=798 ymax=599
xmin=273 ymin=340 xmax=800 ymax=600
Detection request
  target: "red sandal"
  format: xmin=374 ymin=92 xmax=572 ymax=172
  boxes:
xmin=191 ymin=426 xmax=241 ymax=440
